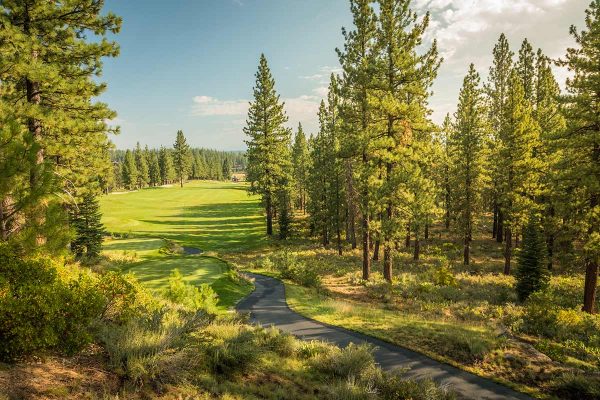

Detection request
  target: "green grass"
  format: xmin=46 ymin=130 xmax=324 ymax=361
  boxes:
xmin=100 ymin=181 xmax=262 ymax=309
xmin=100 ymin=181 xmax=265 ymax=252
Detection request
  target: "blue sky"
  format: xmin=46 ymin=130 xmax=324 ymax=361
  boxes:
xmin=101 ymin=0 xmax=589 ymax=150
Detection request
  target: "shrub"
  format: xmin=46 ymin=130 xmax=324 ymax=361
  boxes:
xmin=272 ymin=250 xmax=322 ymax=288
xmin=431 ymin=263 xmax=458 ymax=287
xmin=312 ymin=343 xmax=376 ymax=380
xmin=440 ymin=332 xmax=494 ymax=364
xmin=203 ymin=328 xmax=261 ymax=377
xmin=374 ymin=371 xmax=456 ymax=400
xmin=163 ymin=269 xmax=218 ymax=313
xmin=0 ymin=243 xmax=105 ymax=361
xmin=96 ymin=270 xmax=151 ymax=323
xmin=98 ymin=307 xmax=207 ymax=386
xmin=255 ymin=326 xmax=298 ymax=357
xmin=551 ymin=373 xmax=600 ymax=400
xmin=297 ymin=340 xmax=332 ymax=359
xmin=159 ymin=239 xmax=184 ymax=255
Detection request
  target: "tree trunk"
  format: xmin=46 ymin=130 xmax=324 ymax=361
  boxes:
xmin=496 ymin=210 xmax=504 ymax=243
xmin=383 ymin=203 xmax=393 ymax=283
xmin=492 ymin=200 xmax=498 ymax=239
xmin=373 ymin=239 xmax=380 ymax=261
xmin=463 ymin=233 xmax=470 ymax=265
xmin=583 ymin=190 xmax=599 ymax=313
xmin=361 ymin=147 xmax=371 ymax=280
xmin=582 ymin=259 xmax=598 ymax=314
xmin=266 ymin=193 xmax=273 ymax=235
xmin=413 ymin=237 xmax=420 ymax=261
xmin=425 ymin=223 xmax=429 ymax=241
xmin=504 ymin=226 xmax=512 ymax=275
xmin=405 ymin=224 xmax=410 ymax=248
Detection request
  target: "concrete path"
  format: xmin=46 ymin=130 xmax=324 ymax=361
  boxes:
xmin=236 ymin=273 xmax=533 ymax=400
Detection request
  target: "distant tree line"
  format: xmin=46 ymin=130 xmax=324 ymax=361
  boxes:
xmin=105 ymin=132 xmax=246 ymax=192
xmin=245 ymin=0 xmax=600 ymax=314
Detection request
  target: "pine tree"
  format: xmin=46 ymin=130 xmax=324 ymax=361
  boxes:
xmin=516 ymin=39 xmax=535 ymax=102
xmin=557 ymin=0 xmax=600 ymax=313
xmin=371 ymin=0 xmax=440 ymax=282
xmin=70 ymin=193 xmax=106 ymax=259
xmin=173 ymin=130 xmax=191 ymax=188
xmin=337 ymin=0 xmax=377 ymax=279
xmin=449 ymin=64 xmax=488 ymax=265
xmin=515 ymin=214 xmax=549 ymax=302
xmin=498 ymin=71 xmax=542 ymax=275
xmin=308 ymin=101 xmax=331 ymax=246
xmin=533 ymin=49 xmax=565 ymax=271
xmin=134 ymin=142 xmax=149 ymax=189
xmin=159 ymin=146 xmax=175 ymax=185
xmin=222 ymin=158 xmax=232 ymax=180
xmin=0 ymin=1 xmax=120 ymax=246
xmin=291 ymin=123 xmax=310 ymax=212
xmin=486 ymin=33 xmax=514 ymax=242
xmin=441 ymin=114 xmax=453 ymax=230
xmin=148 ymin=150 xmax=161 ymax=187
xmin=122 ymin=150 xmax=138 ymax=191
xmin=244 ymin=54 xmax=292 ymax=236
xmin=326 ymin=74 xmax=345 ymax=255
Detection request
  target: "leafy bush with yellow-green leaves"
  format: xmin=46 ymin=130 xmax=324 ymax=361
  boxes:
xmin=0 ymin=242 xmax=148 ymax=362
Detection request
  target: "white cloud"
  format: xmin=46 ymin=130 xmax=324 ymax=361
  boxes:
xmin=191 ymin=96 xmax=249 ymax=116
xmin=190 ymin=94 xmax=322 ymax=134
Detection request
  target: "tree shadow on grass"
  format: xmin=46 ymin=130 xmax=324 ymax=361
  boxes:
xmin=135 ymin=201 xmax=266 ymax=252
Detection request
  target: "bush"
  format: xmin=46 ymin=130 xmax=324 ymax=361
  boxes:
xmin=551 ymin=373 xmax=600 ymax=400
xmin=96 ymin=270 xmax=151 ymax=323
xmin=312 ymin=343 xmax=376 ymax=380
xmin=297 ymin=340 xmax=332 ymax=359
xmin=98 ymin=307 xmax=208 ymax=386
xmin=521 ymin=290 xmax=600 ymax=343
xmin=163 ymin=269 xmax=218 ymax=313
xmin=203 ymin=325 xmax=261 ymax=377
xmin=159 ymin=239 xmax=184 ymax=255
xmin=440 ymin=332 xmax=494 ymax=364
xmin=374 ymin=371 xmax=456 ymax=400
xmin=431 ymin=263 xmax=458 ymax=287
xmin=0 ymin=243 xmax=105 ymax=361
xmin=272 ymin=250 xmax=321 ymax=288
xmin=255 ymin=326 xmax=298 ymax=357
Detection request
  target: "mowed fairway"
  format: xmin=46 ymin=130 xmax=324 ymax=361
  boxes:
xmin=100 ymin=181 xmax=264 ymax=308
xmin=100 ymin=181 xmax=264 ymax=251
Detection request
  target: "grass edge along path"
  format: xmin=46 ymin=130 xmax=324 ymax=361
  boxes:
xmin=237 ymin=272 xmax=534 ymax=400
xmin=245 ymin=267 xmax=542 ymax=399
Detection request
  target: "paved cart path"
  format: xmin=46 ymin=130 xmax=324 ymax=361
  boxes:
xmin=236 ymin=273 xmax=533 ymax=400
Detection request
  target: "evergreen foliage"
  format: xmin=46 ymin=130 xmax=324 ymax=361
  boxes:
xmin=516 ymin=215 xmax=549 ymax=302
xmin=70 ymin=194 xmax=106 ymax=259
xmin=173 ymin=130 xmax=192 ymax=187
xmin=244 ymin=54 xmax=292 ymax=236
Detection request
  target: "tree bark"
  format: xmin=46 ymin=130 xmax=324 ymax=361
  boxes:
xmin=583 ymin=190 xmax=599 ymax=313
xmin=504 ymin=226 xmax=512 ymax=274
xmin=373 ymin=239 xmax=380 ymax=261
xmin=266 ymin=192 xmax=273 ymax=235
xmin=413 ymin=237 xmax=420 ymax=261
xmin=463 ymin=233 xmax=470 ymax=265
xmin=492 ymin=199 xmax=498 ymax=239
xmin=496 ymin=210 xmax=504 ymax=243
xmin=405 ymin=223 xmax=410 ymax=248
xmin=383 ymin=203 xmax=393 ymax=282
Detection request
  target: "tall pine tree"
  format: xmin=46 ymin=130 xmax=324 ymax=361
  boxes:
xmin=173 ymin=130 xmax=191 ymax=188
xmin=557 ymin=0 xmax=600 ymax=313
xmin=449 ymin=64 xmax=488 ymax=265
xmin=244 ymin=54 xmax=292 ymax=236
